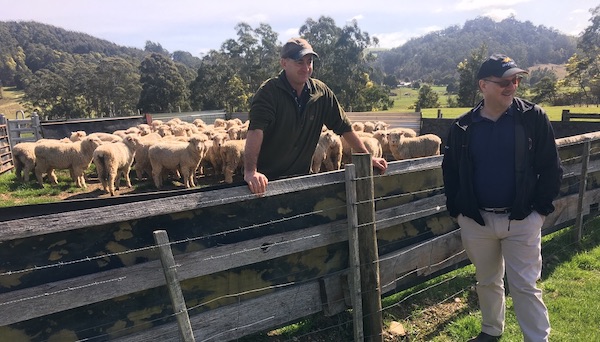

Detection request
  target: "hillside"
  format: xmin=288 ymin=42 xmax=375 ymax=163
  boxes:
xmin=374 ymin=16 xmax=578 ymax=84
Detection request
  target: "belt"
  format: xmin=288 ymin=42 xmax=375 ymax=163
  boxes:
xmin=480 ymin=207 xmax=511 ymax=214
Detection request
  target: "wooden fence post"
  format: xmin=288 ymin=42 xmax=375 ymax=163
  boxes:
xmin=574 ymin=139 xmax=591 ymax=243
xmin=153 ymin=230 xmax=195 ymax=342
xmin=437 ymin=109 xmax=442 ymax=118
xmin=345 ymin=163 xmax=365 ymax=341
xmin=352 ymin=153 xmax=383 ymax=342
xmin=561 ymin=109 xmax=570 ymax=122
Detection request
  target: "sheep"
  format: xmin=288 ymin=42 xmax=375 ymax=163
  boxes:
xmin=388 ymin=133 xmax=442 ymax=160
xmin=361 ymin=136 xmax=383 ymax=159
xmin=132 ymin=133 xmax=162 ymax=180
xmin=34 ymin=136 xmax=103 ymax=188
xmin=12 ymin=142 xmax=38 ymax=182
xmin=148 ymin=137 xmax=207 ymax=189
xmin=205 ymin=132 xmax=229 ymax=175
xmin=372 ymin=127 xmax=418 ymax=160
xmin=373 ymin=121 xmax=390 ymax=131
xmin=220 ymin=139 xmax=246 ymax=183
xmin=352 ymin=122 xmax=365 ymax=132
xmin=70 ymin=131 xmax=122 ymax=143
xmin=340 ymin=131 xmax=374 ymax=164
xmin=93 ymin=135 xmax=140 ymax=196
xmin=311 ymin=130 xmax=343 ymax=173
xmin=363 ymin=121 xmax=376 ymax=133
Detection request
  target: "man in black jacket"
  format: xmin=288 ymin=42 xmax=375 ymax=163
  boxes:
xmin=442 ymin=54 xmax=562 ymax=342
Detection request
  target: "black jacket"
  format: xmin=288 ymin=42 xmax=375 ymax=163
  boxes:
xmin=442 ymin=98 xmax=563 ymax=226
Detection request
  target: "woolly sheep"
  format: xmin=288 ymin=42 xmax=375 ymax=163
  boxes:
xmin=388 ymin=133 xmax=441 ymax=160
xmin=34 ymin=136 xmax=103 ymax=188
xmin=12 ymin=142 xmax=38 ymax=182
xmin=93 ymin=135 xmax=140 ymax=196
xmin=372 ymin=127 xmax=417 ymax=159
xmin=205 ymin=132 xmax=229 ymax=175
xmin=340 ymin=131 xmax=374 ymax=164
xmin=148 ymin=136 xmax=207 ymax=189
xmin=132 ymin=133 xmax=162 ymax=180
xmin=70 ymin=131 xmax=122 ymax=143
xmin=311 ymin=130 xmax=343 ymax=173
xmin=361 ymin=136 xmax=383 ymax=159
xmin=220 ymin=139 xmax=246 ymax=183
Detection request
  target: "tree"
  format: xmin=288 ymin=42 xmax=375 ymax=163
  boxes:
xmin=299 ymin=16 xmax=388 ymax=111
xmin=138 ymin=53 xmax=189 ymax=113
xmin=531 ymin=77 xmax=558 ymax=105
xmin=415 ymin=84 xmax=439 ymax=109
xmin=88 ymin=57 xmax=141 ymax=116
xmin=456 ymin=45 xmax=487 ymax=107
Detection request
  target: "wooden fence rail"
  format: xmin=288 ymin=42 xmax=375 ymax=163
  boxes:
xmin=0 ymin=133 xmax=598 ymax=341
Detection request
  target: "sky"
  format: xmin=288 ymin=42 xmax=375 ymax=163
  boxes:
xmin=1 ymin=0 xmax=597 ymax=57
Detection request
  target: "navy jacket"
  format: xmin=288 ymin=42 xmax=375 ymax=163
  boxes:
xmin=442 ymin=97 xmax=563 ymax=226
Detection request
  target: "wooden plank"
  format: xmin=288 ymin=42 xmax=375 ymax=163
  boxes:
xmin=0 ymin=193 xmax=446 ymax=326
xmin=116 ymin=281 xmax=323 ymax=342
xmin=0 ymin=157 xmax=443 ymax=241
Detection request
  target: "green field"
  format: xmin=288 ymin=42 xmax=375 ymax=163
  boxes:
xmin=390 ymin=86 xmax=600 ymax=121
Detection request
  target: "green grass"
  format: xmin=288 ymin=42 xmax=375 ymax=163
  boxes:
xmin=239 ymin=218 xmax=600 ymax=341
xmin=0 ymin=171 xmax=91 ymax=207
xmin=389 ymin=86 xmax=600 ymax=121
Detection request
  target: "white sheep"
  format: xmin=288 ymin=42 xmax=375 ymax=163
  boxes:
xmin=148 ymin=136 xmax=207 ymax=189
xmin=93 ymin=135 xmax=140 ymax=196
xmin=12 ymin=142 xmax=38 ymax=182
xmin=311 ymin=130 xmax=343 ymax=173
xmin=361 ymin=136 xmax=383 ymax=159
xmin=205 ymin=132 xmax=229 ymax=175
xmin=34 ymin=136 xmax=103 ymax=188
xmin=372 ymin=128 xmax=417 ymax=160
xmin=70 ymin=131 xmax=122 ymax=143
xmin=131 ymin=133 xmax=162 ymax=180
xmin=340 ymin=131 xmax=374 ymax=165
xmin=220 ymin=139 xmax=246 ymax=183
xmin=388 ymin=133 xmax=441 ymax=160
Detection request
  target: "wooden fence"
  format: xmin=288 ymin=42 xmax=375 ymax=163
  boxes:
xmin=0 ymin=115 xmax=13 ymax=174
xmin=0 ymin=130 xmax=597 ymax=341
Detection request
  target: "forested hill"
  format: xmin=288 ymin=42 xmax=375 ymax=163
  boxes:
xmin=0 ymin=21 xmax=203 ymax=89
xmin=375 ymin=16 xmax=578 ymax=84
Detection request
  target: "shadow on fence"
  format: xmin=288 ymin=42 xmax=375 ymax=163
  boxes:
xmin=0 ymin=131 xmax=598 ymax=341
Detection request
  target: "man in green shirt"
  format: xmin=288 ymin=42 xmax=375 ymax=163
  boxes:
xmin=244 ymin=37 xmax=387 ymax=194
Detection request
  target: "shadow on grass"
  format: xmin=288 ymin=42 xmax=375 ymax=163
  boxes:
xmin=541 ymin=215 xmax=600 ymax=280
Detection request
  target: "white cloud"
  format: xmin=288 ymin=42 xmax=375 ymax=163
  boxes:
xmin=455 ymin=0 xmax=530 ymax=11
xmin=483 ymin=8 xmax=518 ymax=21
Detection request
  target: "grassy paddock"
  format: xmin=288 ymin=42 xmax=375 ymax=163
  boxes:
xmin=0 ymin=87 xmax=26 ymax=119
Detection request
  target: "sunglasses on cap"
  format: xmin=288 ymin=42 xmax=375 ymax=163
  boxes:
xmin=484 ymin=76 xmax=522 ymax=88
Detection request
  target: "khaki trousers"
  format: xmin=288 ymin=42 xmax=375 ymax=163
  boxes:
xmin=458 ymin=211 xmax=550 ymax=342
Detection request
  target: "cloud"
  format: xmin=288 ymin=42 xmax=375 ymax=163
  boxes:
xmin=375 ymin=26 xmax=442 ymax=49
xmin=483 ymin=8 xmax=518 ymax=21
xmin=455 ymin=0 xmax=530 ymax=11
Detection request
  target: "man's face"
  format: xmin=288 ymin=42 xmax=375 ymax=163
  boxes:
xmin=281 ymin=54 xmax=314 ymax=87
xmin=480 ymin=75 xmax=522 ymax=108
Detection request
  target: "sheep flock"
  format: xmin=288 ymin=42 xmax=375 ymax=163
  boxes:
xmin=11 ymin=117 xmax=441 ymax=196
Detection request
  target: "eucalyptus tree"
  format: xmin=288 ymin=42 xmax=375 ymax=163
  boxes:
xmin=456 ymin=45 xmax=487 ymax=107
xmin=89 ymin=56 xmax=141 ymax=116
xmin=299 ymin=16 xmax=388 ymax=111
xmin=138 ymin=53 xmax=189 ymax=113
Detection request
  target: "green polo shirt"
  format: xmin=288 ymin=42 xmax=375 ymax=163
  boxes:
xmin=249 ymin=71 xmax=352 ymax=179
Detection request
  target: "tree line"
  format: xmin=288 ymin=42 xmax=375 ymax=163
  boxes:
xmin=0 ymin=18 xmax=391 ymax=120
xmin=1 ymin=8 xmax=600 ymax=120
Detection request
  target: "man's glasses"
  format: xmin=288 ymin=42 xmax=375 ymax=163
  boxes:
xmin=484 ymin=76 xmax=522 ymax=88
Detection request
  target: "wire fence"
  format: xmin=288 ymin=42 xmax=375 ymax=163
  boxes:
xmin=0 ymin=135 xmax=598 ymax=341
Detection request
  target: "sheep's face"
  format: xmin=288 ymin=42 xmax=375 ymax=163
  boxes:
xmin=388 ymin=133 xmax=402 ymax=146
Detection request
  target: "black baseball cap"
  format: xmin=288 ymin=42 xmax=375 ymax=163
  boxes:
xmin=280 ymin=38 xmax=319 ymax=60
xmin=477 ymin=54 xmax=528 ymax=79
